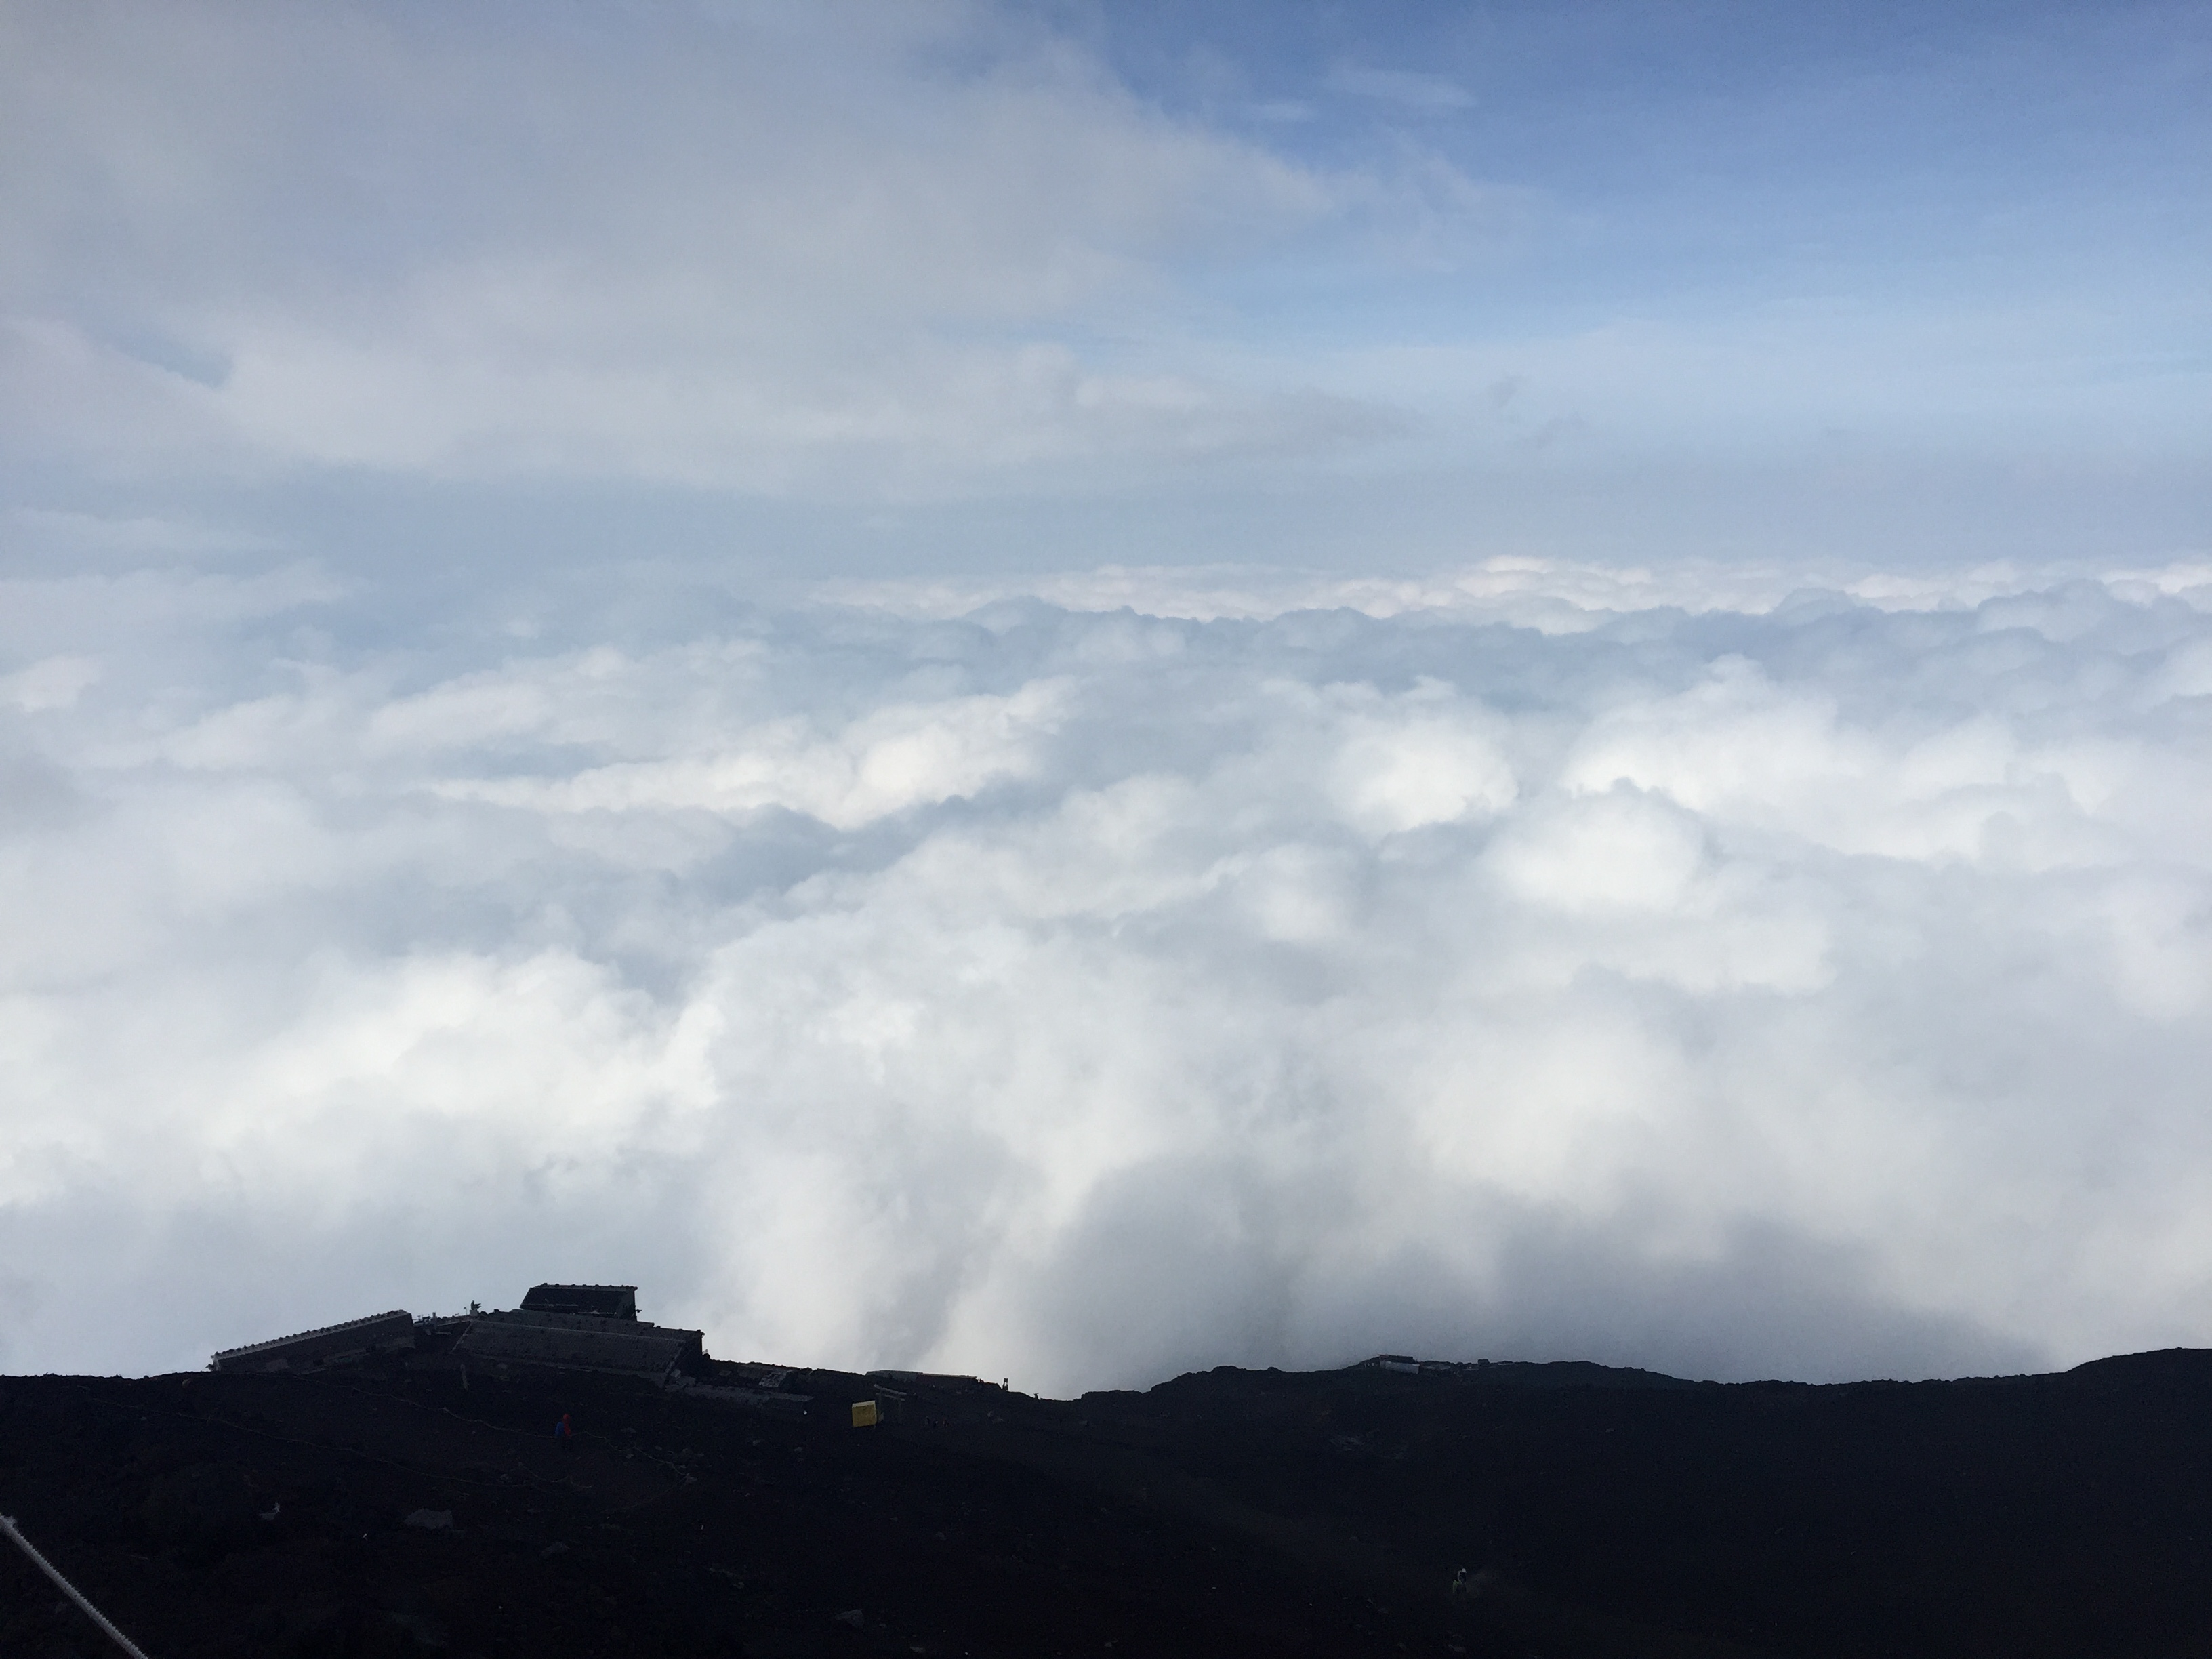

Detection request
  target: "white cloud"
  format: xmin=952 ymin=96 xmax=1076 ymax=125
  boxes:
xmin=436 ymin=679 xmax=1071 ymax=830
xmin=3 ymin=3 xmax=2207 ymax=1395
xmin=4 ymin=558 xmax=2211 ymax=1389
xmin=819 ymin=554 xmax=2212 ymax=627
xmin=0 ymin=0 xmax=1440 ymax=492
xmin=1 ymin=655 xmax=100 ymax=712
xmin=1324 ymin=682 xmax=1518 ymax=835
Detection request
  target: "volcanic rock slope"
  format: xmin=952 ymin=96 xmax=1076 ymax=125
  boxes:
xmin=4 ymin=1348 xmax=2211 ymax=1658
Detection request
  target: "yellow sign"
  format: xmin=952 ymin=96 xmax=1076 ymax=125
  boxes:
xmin=851 ymin=1399 xmax=878 ymax=1428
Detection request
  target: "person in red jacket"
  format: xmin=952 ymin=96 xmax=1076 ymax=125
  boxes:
xmin=554 ymin=1412 xmax=574 ymax=1453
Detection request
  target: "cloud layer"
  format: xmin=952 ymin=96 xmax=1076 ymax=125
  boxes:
xmin=5 ymin=558 xmax=2211 ymax=1389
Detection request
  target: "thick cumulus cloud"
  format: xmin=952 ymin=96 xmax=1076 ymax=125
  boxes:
xmin=5 ymin=558 xmax=2212 ymax=1388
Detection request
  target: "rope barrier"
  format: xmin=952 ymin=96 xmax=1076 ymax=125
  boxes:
xmin=0 ymin=1511 xmax=155 ymax=1659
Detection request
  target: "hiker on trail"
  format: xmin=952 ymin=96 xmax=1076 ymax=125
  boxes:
xmin=555 ymin=1413 xmax=574 ymax=1453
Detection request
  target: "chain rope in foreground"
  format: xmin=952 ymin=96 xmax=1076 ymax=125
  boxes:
xmin=1 ymin=1510 xmax=155 ymax=1659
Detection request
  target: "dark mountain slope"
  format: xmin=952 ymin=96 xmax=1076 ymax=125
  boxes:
xmin=4 ymin=1347 xmax=2210 ymax=1658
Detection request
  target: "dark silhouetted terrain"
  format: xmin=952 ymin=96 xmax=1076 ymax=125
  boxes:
xmin=6 ymin=1343 xmax=2212 ymax=1657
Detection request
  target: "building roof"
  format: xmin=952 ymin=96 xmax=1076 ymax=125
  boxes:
xmin=209 ymin=1309 xmax=415 ymax=1372
xmin=520 ymin=1284 xmax=638 ymax=1320
xmin=457 ymin=1311 xmax=700 ymax=1377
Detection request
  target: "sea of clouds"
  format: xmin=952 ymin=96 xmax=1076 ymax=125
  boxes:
xmin=5 ymin=554 xmax=2211 ymax=1391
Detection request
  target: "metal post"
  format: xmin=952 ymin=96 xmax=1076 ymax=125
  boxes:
xmin=0 ymin=1511 xmax=155 ymax=1659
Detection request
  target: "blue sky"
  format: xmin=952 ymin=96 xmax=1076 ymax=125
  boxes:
xmin=1104 ymin=0 xmax=2209 ymax=306
xmin=3 ymin=0 xmax=2205 ymax=581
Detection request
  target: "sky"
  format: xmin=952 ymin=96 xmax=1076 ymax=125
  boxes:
xmin=2 ymin=0 xmax=2209 ymax=1388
